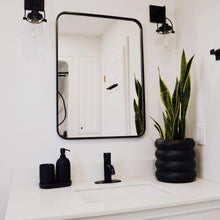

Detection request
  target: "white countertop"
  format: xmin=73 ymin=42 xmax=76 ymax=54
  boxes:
xmin=5 ymin=177 xmax=220 ymax=220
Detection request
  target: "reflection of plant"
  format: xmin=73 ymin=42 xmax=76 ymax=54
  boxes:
xmin=133 ymin=76 xmax=143 ymax=135
xmin=151 ymin=50 xmax=194 ymax=140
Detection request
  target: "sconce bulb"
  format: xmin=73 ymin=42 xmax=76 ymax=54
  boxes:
xmin=27 ymin=10 xmax=43 ymax=24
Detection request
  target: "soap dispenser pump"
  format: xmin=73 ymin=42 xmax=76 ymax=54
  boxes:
xmin=56 ymin=148 xmax=71 ymax=185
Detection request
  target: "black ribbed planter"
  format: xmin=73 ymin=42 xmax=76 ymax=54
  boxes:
xmin=155 ymin=138 xmax=196 ymax=183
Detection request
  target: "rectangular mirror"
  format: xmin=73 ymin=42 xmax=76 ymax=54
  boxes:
xmin=56 ymin=12 xmax=145 ymax=139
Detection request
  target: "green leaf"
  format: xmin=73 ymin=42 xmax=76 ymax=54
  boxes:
xmin=183 ymin=56 xmax=194 ymax=90
xmin=180 ymin=50 xmax=187 ymax=84
xmin=137 ymin=81 xmax=143 ymax=119
xmin=159 ymin=75 xmax=174 ymax=120
xmin=163 ymin=112 xmax=172 ymax=140
xmin=135 ymin=77 xmax=138 ymax=96
xmin=179 ymin=50 xmax=187 ymax=102
xmin=153 ymin=124 xmax=164 ymax=139
xmin=172 ymin=79 xmax=180 ymax=139
xmin=150 ymin=116 xmax=164 ymax=139
xmin=133 ymin=99 xmax=137 ymax=111
xmin=172 ymin=106 xmax=180 ymax=139
xmin=179 ymin=76 xmax=191 ymax=138
xmin=179 ymin=52 xmax=194 ymax=139
xmin=182 ymin=76 xmax=191 ymax=116
xmin=135 ymin=108 xmax=143 ymax=135
xmin=172 ymin=77 xmax=180 ymax=115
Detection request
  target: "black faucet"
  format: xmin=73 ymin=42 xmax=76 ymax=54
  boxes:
xmin=95 ymin=153 xmax=121 ymax=184
xmin=104 ymin=153 xmax=115 ymax=183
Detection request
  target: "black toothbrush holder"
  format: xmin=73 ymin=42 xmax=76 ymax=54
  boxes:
xmin=39 ymin=164 xmax=55 ymax=185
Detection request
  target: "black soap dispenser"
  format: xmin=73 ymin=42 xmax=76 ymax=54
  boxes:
xmin=56 ymin=148 xmax=72 ymax=187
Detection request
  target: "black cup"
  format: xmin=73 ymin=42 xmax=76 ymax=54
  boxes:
xmin=39 ymin=164 xmax=55 ymax=184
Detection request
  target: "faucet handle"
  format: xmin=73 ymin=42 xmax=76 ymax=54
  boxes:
xmin=110 ymin=165 xmax=115 ymax=175
xmin=106 ymin=164 xmax=115 ymax=175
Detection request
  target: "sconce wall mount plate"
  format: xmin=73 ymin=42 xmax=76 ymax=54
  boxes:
xmin=149 ymin=5 xmax=166 ymax=23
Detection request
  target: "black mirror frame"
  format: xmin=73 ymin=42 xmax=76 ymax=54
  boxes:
xmin=56 ymin=11 xmax=146 ymax=140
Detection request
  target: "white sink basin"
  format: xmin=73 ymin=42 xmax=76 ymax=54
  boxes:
xmin=75 ymin=182 xmax=169 ymax=203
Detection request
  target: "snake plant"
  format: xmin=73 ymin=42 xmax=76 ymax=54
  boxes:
xmin=134 ymin=76 xmax=143 ymax=135
xmin=151 ymin=50 xmax=194 ymax=140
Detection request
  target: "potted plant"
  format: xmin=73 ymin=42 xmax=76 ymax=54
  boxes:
xmin=151 ymin=50 xmax=196 ymax=183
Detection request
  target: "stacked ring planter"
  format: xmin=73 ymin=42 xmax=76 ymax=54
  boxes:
xmin=155 ymin=138 xmax=196 ymax=183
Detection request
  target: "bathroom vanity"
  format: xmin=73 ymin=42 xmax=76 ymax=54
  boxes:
xmin=5 ymin=177 xmax=220 ymax=220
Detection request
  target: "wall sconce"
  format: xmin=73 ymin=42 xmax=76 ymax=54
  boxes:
xmin=23 ymin=0 xmax=47 ymax=24
xmin=149 ymin=5 xmax=175 ymax=34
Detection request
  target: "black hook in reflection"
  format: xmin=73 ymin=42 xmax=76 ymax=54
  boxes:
xmin=210 ymin=49 xmax=220 ymax=60
xmin=106 ymin=83 xmax=118 ymax=90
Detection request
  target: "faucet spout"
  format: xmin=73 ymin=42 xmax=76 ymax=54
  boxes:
xmin=104 ymin=153 xmax=115 ymax=183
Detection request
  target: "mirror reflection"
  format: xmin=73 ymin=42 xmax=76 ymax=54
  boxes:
xmin=56 ymin=12 xmax=145 ymax=139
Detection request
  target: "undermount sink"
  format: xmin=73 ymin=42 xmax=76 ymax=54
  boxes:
xmin=75 ymin=182 xmax=170 ymax=203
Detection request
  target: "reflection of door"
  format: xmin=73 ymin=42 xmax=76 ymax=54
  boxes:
xmin=102 ymin=47 xmax=129 ymax=136
xmin=79 ymin=57 xmax=101 ymax=135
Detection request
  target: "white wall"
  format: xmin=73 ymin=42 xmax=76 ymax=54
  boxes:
xmin=175 ymin=0 xmax=220 ymax=182
xmin=0 ymin=0 xmax=176 ymax=219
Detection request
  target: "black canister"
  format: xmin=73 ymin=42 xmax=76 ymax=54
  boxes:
xmin=56 ymin=148 xmax=71 ymax=183
xmin=39 ymin=164 xmax=55 ymax=185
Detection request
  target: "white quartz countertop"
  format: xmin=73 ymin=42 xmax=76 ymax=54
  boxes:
xmin=5 ymin=177 xmax=220 ymax=220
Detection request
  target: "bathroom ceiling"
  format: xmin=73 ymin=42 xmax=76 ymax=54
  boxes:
xmin=58 ymin=15 xmax=113 ymax=36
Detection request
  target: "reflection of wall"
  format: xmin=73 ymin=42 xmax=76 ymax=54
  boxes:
xmin=101 ymin=20 xmax=141 ymax=135
xmin=59 ymin=34 xmax=101 ymax=137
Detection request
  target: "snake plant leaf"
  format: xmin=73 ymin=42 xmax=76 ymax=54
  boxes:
xmin=133 ymin=99 xmax=139 ymax=113
xmin=179 ymin=50 xmax=187 ymax=102
xmin=182 ymin=76 xmax=191 ymax=114
xmin=153 ymin=124 xmax=164 ymax=139
xmin=183 ymin=56 xmax=194 ymax=90
xmin=172 ymin=77 xmax=180 ymax=115
xmin=165 ymin=109 xmax=172 ymax=126
xmin=134 ymin=106 xmax=143 ymax=135
xmin=180 ymin=50 xmax=187 ymax=83
xmin=172 ymin=78 xmax=180 ymax=139
xmin=179 ymin=55 xmax=194 ymax=139
xmin=163 ymin=112 xmax=172 ymax=140
xmin=137 ymin=81 xmax=143 ymax=118
xmin=150 ymin=116 xmax=164 ymax=139
xmin=179 ymin=76 xmax=191 ymax=138
xmin=180 ymin=53 xmax=194 ymax=99
xmin=173 ymin=106 xmax=180 ymax=139
xmin=135 ymin=77 xmax=139 ymax=96
xmin=159 ymin=75 xmax=174 ymax=120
